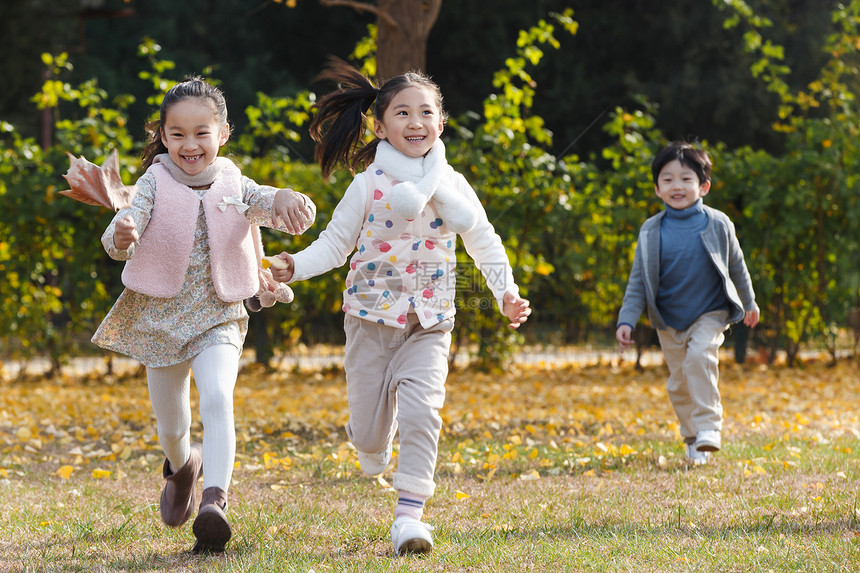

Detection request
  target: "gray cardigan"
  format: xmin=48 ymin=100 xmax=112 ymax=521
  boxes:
xmin=617 ymin=205 xmax=757 ymax=331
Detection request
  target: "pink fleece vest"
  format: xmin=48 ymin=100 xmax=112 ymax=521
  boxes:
xmin=121 ymin=163 xmax=258 ymax=302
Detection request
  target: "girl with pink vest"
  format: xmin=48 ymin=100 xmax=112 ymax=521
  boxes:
xmin=92 ymin=77 xmax=314 ymax=553
xmin=270 ymin=58 xmax=532 ymax=555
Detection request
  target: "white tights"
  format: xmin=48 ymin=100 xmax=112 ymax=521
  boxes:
xmin=146 ymin=343 xmax=239 ymax=491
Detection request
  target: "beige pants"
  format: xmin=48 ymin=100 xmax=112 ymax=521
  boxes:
xmin=656 ymin=310 xmax=729 ymax=441
xmin=343 ymin=312 xmax=453 ymax=497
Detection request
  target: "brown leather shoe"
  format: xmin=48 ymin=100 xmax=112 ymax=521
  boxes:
xmin=192 ymin=486 xmax=231 ymax=553
xmin=159 ymin=443 xmax=203 ymax=527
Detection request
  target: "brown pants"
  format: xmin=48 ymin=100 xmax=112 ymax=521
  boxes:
xmin=656 ymin=310 xmax=729 ymax=441
xmin=343 ymin=312 xmax=453 ymax=497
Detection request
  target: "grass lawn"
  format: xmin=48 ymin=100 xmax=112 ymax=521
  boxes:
xmin=1 ymin=358 xmax=859 ymax=571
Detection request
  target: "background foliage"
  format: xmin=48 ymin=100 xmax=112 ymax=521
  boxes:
xmin=3 ymin=0 xmax=860 ymax=371
xmin=1 ymin=0 xmax=843 ymax=155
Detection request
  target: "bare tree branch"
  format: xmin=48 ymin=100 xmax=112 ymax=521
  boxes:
xmin=318 ymin=0 xmax=398 ymax=28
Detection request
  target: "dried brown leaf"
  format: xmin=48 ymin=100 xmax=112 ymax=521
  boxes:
xmin=60 ymin=149 xmax=136 ymax=211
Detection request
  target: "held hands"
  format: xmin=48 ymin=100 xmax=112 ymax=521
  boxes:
xmin=267 ymin=253 xmax=295 ymax=283
xmin=502 ymin=291 xmax=532 ymax=329
xmin=272 ymin=189 xmax=313 ymax=235
xmin=113 ymin=215 xmax=139 ymax=250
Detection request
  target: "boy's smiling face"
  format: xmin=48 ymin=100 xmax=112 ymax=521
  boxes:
xmin=654 ymin=159 xmax=710 ymax=210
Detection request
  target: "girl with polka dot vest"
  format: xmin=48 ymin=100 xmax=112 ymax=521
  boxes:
xmin=270 ymin=58 xmax=531 ymax=555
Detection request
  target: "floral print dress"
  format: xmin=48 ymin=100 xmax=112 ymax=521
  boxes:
xmin=92 ymin=171 xmax=283 ymax=368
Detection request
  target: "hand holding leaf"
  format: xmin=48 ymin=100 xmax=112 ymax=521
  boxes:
xmin=264 ymin=254 xmax=295 ymax=283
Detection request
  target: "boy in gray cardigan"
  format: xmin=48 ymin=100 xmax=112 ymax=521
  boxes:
xmin=616 ymin=142 xmax=760 ymax=465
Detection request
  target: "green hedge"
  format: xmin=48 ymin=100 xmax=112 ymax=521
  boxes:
xmin=4 ymin=4 xmax=860 ymax=372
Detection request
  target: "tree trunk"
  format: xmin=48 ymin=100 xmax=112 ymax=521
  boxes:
xmin=317 ymin=0 xmax=442 ymax=80
xmin=733 ymin=323 xmax=749 ymax=364
xmin=251 ymin=312 xmax=274 ymax=367
xmin=375 ymin=0 xmax=442 ymax=80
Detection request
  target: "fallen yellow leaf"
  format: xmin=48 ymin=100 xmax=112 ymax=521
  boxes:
xmin=56 ymin=465 xmax=74 ymax=480
xmin=519 ymin=469 xmax=540 ymax=481
xmin=619 ymin=444 xmax=637 ymax=456
xmin=376 ymin=474 xmax=392 ymax=489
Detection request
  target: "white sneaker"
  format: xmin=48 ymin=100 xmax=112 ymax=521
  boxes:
xmin=685 ymin=444 xmax=710 ymax=465
xmin=390 ymin=516 xmax=434 ymax=555
xmin=357 ymin=442 xmax=392 ymax=475
xmin=695 ymin=430 xmax=721 ymax=452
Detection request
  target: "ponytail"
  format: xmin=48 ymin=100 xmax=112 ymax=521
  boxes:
xmin=140 ymin=118 xmax=166 ymax=171
xmin=309 ymin=57 xmax=380 ymax=178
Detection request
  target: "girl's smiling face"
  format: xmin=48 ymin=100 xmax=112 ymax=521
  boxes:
xmin=160 ymin=98 xmax=229 ymax=177
xmin=654 ymin=159 xmax=711 ymax=210
xmin=373 ymin=86 xmax=444 ymax=158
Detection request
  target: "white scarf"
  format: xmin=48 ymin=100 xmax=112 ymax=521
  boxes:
xmin=374 ymin=140 xmax=478 ymax=234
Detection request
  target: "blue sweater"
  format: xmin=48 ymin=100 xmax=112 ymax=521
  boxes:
xmin=656 ymin=199 xmax=729 ymax=330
